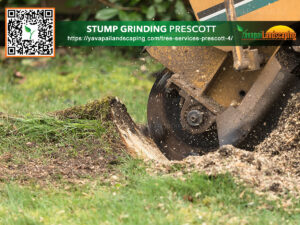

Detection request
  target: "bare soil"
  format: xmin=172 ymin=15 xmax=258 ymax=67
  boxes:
xmin=0 ymin=97 xmax=126 ymax=185
xmin=0 ymin=138 xmax=125 ymax=185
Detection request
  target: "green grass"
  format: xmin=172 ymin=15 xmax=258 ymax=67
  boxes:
xmin=0 ymin=116 xmax=107 ymax=161
xmin=0 ymin=47 xmax=162 ymax=123
xmin=0 ymin=165 xmax=299 ymax=225
xmin=0 ymin=47 xmax=299 ymax=225
xmin=0 ymin=117 xmax=106 ymax=142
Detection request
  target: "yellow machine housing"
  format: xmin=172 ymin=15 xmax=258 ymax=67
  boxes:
xmin=190 ymin=0 xmax=300 ymax=21
xmin=146 ymin=0 xmax=300 ymax=159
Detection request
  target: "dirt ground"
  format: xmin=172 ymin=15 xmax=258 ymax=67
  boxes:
xmin=0 ymin=138 xmax=125 ymax=185
xmin=0 ymin=98 xmax=126 ymax=185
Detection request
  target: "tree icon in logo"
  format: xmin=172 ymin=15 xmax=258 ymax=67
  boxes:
xmin=25 ymin=25 xmax=36 ymax=40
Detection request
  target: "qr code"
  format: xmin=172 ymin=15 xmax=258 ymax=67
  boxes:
xmin=5 ymin=8 xmax=55 ymax=57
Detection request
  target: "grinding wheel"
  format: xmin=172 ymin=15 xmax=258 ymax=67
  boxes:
xmin=147 ymin=71 xmax=219 ymax=160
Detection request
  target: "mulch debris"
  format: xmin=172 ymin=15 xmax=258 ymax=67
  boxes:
xmin=150 ymin=90 xmax=300 ymax=196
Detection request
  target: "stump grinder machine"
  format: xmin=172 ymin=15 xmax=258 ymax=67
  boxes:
xmin=146 ymin=0 xmax=300 ymax=160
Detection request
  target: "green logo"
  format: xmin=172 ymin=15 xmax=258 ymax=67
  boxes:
xmin=236 ymin=25 xmax=244 ymax=33
xmin=236 ymin=25 xmax=262 ymax=40
xmin=25 ymin=25 xmax=36 ymax=40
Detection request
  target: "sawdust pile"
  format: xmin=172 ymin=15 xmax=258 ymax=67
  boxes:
xmin=154 ymin=91 xmax=300 ymax=195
